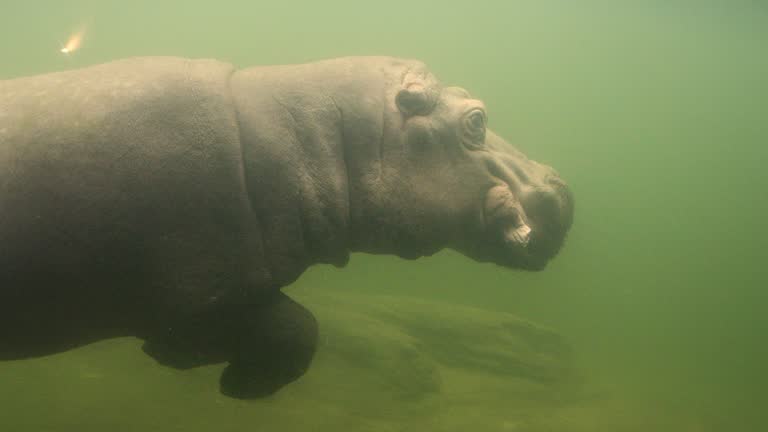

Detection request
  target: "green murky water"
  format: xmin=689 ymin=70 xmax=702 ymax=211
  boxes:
xmin=1 ymin=1 xmax=766 ymax=430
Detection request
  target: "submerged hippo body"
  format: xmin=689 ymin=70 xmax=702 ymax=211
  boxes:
xmin=0 ymin=56 xmax=573 ymax=398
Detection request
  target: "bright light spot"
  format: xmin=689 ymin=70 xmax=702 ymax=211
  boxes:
xmin=60 ymin=28 xmax=85 ymax=55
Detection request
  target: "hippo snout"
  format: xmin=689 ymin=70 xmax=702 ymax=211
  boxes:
xmin=517 ymin=174 xmax=574 ymax=268
xmin=471 ymin=132 xmax=574 ymax=271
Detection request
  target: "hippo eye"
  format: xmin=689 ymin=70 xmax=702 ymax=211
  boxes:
xmin=462 ymin=109 xmax=487 ymax=148
xmin=468 ymin=110 xmax=485 ymax=129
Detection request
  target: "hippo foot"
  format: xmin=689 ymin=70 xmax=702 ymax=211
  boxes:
xmin=142 ymin=339 xmax=207 ymax=370
xmin=219 ymin=362 xmax=286 ymax=399
xmin=141 ymin=309 xmax=235 ymax=370
xmin=218 ymin=292 xmax=319 ymax=399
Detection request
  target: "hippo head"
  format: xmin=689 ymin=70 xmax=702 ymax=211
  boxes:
xmin=349 ymin=63 xmax=574 ymax=271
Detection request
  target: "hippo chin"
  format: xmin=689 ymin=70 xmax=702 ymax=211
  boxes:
xmin=0 ymin=56 xmax=573 ymax=398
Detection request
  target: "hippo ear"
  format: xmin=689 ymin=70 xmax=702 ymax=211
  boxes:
xmin=396 ymin=83 xmax=435 ymax=117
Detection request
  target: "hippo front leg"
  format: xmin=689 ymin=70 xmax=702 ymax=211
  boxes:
xmin=141 ymin=291 xmax=318 ymax=399
xmin=219 ymin=291 xmax=318 ymax=399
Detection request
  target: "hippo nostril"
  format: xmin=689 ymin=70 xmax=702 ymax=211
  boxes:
xmin=523 ymin=189 xmax=565 ymax=230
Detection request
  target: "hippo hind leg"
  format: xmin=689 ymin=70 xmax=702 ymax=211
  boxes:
xmin=219 ymin=291 xmax=319 ymax=399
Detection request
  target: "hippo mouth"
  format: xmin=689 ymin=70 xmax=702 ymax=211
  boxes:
xmin=472 ymin=182 xmax=573 ymax=271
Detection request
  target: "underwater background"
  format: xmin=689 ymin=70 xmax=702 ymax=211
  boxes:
xmin=1 ymin=0 xmax=766 ymax=430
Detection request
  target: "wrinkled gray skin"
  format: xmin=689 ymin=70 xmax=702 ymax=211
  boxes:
xmin=0 ymin=57 xmax=573 ymax=398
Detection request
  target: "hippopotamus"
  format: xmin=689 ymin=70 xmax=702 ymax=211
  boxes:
xmin=0 ymin=56 xmax=573 ymax=398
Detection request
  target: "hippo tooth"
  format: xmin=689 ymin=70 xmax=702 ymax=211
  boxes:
xmin=504 ymin=224 xmax=532 ymax=248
